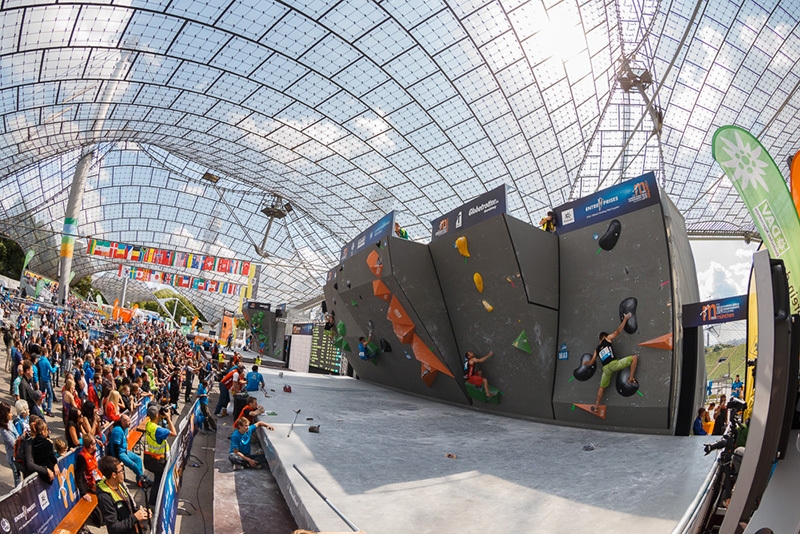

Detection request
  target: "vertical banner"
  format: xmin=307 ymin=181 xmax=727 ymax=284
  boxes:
xmin=220 ymin=309 xmax=235 ymax=346
xmin=713 ymin=126 xmax=800 ymax=313
xmin=21 ymin=249 xmax=35 ymax=272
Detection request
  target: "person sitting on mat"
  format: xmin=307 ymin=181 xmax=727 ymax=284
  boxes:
xmin=463 ymin=350 xmax=495 ymax=397
xmin=585 ymin=313 xmax=638 ymax=412
xmin=229 ymin=416 xmax=274 ymax=470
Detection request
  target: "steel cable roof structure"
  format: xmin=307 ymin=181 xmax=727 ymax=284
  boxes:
xmin=1 ymin=0 xmax=799 ymax=316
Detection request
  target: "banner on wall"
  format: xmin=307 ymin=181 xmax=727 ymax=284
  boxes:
xmin=554 ymin=172 xmax=661 ymax=233
xmin=682 ymin=294 xmax=748 ymax=328
xmin=339 ymin=211 xmax=395 ymax=261
xmin=712 ymin=126 xmax=800 ymax=314
xmin=87 ymin=239 xmax=253 ymax=277
xmin=430 ymin=185 xmax=507 ymax=240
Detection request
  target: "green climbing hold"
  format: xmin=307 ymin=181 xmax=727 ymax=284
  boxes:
xmin=512 ymin=330 xmax=532 ymax=354
xmin=341 ymin=341 xmax=351 ymax=352
xmin=366 ymin=341 xmax=380 ymax=358
xmin=334 ymin=336 xmax=346 ymax=349
xmin=337 ymin=320 xmax=347 ymax=336
xmin=351 ymin=299 xmax=358 ymax=307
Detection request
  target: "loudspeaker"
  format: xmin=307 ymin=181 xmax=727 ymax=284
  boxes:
xmin=771 ymin=259 xmax=789 ymax=322
xmin=275 ymin=309 xmax=283 ymax=318
xmin=321 ymin=300 xmax=327 ymax=313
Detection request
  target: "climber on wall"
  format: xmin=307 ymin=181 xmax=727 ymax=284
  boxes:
xmin=463 ymin=350 xmax=495 ymax=398
xmin=585 ymin=313 xmax=638 ymax=412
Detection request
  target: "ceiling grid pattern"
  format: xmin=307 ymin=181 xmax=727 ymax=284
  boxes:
xmin=0 ymin=0 xmax=798 ymax=313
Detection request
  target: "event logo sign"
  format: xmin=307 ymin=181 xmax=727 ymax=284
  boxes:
xmin=682 ymin=295 xmax=748 ymax=328
xmin=713 ymin=126 xmax=800 ymax=314
xmin=555 ymin=172 xmax=660 ymax=233
xmin=430 ymin=185 xmax=507 ymax=240
xmin=339 ymin=211 xmax=395 ymax=261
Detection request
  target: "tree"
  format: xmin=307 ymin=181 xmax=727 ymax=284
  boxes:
xmin=71 ymin=276 xmax=94 ymax=299
xmin=0 ymin=236 xmax=24 ymax=278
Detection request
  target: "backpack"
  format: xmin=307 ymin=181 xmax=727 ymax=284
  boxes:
xmin=13 ymin=431 xmax=31 ymax=475
xmin=220 ymin=369 xmax=236 ymax=390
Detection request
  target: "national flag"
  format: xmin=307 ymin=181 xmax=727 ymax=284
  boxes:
xmin=160 ymin=250 xmax=173 ymax=266
xmin=202 ymin=256 xmax=216 ymax=271
xmin=174 ymin=252 xmax=188 ymax=268
xmin=178 ymin=275 xmax=191 ymax=288
xmin=112 ymin=242 xmax=127 ymax=259
xmin=144 ymin=248 xmax=156 ymax=263
xmin=87 ymin=240 xmax=96 ymax=255
xmin=240 ymin=261 xmax=250 ymax=276
xmin=230 ymin=284 xmax=238 ymax=295
xmin=93 ymin=240 xmax=111 ymax=257
xmin=190 ymin=255 xmax=203 ymax=269
xmin=135 ymin=269 xmax=148 ymax=281
xmin=229 ymin=260 xmax=240 ymax=274
xmin=130 ymin=246 xmax=141 ymax=262
xmin=117 ymin=265 xmax=124 ymax=278
xmin=153 ymin=249 xmax=164 ymax=264
xmin=163 ymin=273 xmax=173 ymax=286
xmin=207 ymin=280 xmax=219 ymax=292
xmin=217 ymin=258 xmax=230 ymax=273
xmin=152 ymin=272 xmax=164 ymax=284
xmin=124 ymin=244 xmax=134 ymax=260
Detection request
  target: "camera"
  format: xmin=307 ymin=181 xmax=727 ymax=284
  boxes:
xmin=727 ymin=396 xmax=747 ymax=413
xmin=159 ymin=406 xmax=169 ymax=417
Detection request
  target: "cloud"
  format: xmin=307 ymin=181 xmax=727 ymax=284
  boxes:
xmin=697 ymin=260 xmax=751 ymax=300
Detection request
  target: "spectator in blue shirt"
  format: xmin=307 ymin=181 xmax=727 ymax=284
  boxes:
xmin=196 ymin=380 xmax=216 ymax=432
xmin=229 ymin=417 xmax=273 ymax=470
xmin=36 ymin=353 xmax=56 ymax=417
xmin=693 ymin=407 xmax=708 ymax=435
xmin=108 ymin=414 xmax=150 ymax=488
xmin=245 ymin=365 xmax=265 ymax=392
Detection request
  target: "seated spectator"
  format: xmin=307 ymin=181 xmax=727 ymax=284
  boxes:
xmin=74 ymin=435 xmax=104 ymax=528
xmin=229 ymin=417 xmax=274 ymax=470
xmin=64 ymin=407 xmax=81 ymax=449
xmin=237 ymin=396 xmax=264 ymax=424
xmin=96 ymin=456 xmax=151 ymax=533
xmin=693 ymin=407 xmax=708 ymax=435
xmin=108 ymin=413 xmax=151 ymax=488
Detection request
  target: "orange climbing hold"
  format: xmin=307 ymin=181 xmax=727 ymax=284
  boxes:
xmin=367 ymin=250 xmax=383 ymax=277
xmin=575 ymin=404 xmax=606 ymax=419
xmin=372 ymin=279 xmax=392 ymax=301
xmin=387 ymin=296 xmax=415 ymax=343
xmin=638 ymin=333 xmax=673 ymax=350
xmin=420 ymin=363 xmax=438 ymax=387
xmin=411 ymin=334 xmax=453 ymax=377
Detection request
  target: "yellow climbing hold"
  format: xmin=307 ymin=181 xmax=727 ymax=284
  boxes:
xmin=455 ymin=236 xmax=470 ymax=257
xmin=482 ymin=300 xmax=493 ymax=312
xmin=473 ymin=272 xmax=484 ymax=293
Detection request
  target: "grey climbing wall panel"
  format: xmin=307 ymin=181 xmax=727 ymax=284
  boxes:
xmin=553 ymin=205 xmax=674 ymax=432
xmin=324 ymin=239 xmax=468 ymax=404
xmin=429 ymin=214 xmax=559 ymax=420
xmin=506 ymin=216 xmax=559 ymax=309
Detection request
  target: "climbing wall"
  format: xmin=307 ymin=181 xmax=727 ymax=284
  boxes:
xmin=242 ymin=303 xmax=277 ymax=358
xmin=553 ymin=178 xmax=675 ymax=432
xmin=429 ymin=214 xmax=560 ymax=419
xmin=323 ymin=236 xmax=467 ymax=404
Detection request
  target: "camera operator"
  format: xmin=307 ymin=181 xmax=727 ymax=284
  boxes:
xmin=143 ymin=403 xmax=176 ymax=507
xmin=703 ymin=396 xmax=748 ymax=508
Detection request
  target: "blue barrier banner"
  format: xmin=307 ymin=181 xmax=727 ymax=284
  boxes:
xmin=682 ymin=294 xmax=749 ymax=327
xmin=152 ymin=400 xmax=201 ymax=534
xmin=0 ymin=448 xmax=82 ymax=533
xmin=555 ymin=172 xmax=661 ymax=233
xmin=339 ymin=211 xmax=396 ymax=262
xmin=430 ymin=185 xmax=507 ymax=240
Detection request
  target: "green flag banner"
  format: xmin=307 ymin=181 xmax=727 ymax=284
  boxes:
xmin=712 ymin=126 xmax=800 ymax=313
xmin=22 ymin=249 xmax=35 ymax=272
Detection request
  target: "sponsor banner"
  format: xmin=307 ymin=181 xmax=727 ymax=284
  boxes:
xmin=683 ymin=295 xmax=749 ymax=327
xmin=555 ymin=172 xmax=660 ymax=233
xmin=713 ymin=126 xmax=800 ymax=313
xmin=430 ymin=185 xmax=507 ymax=240
xmin=339 ymin=211 xmax=395 ymax=261
xmin=153 ymin=400 xmax=200 ymax=534
xmin=246 ymin=301 xmax=271 ymax=311
xmin=292 ymin=323 xmax=314 ymax=335
xmin=87 ymin=239 xmax=253 ymax=277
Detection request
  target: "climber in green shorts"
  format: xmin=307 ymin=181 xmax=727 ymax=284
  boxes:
xmin=585 ymin=313 xmax=638 ymax=411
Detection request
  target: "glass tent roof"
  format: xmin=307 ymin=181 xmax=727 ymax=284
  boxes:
xmin=1 ymin=0 xmax=799 ymax=315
